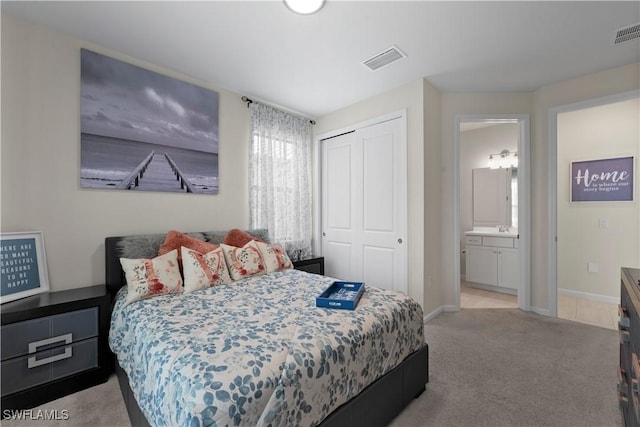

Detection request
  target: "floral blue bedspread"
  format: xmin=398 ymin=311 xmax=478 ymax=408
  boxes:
xmin=109 ymin=269 xmax=425 ymax=427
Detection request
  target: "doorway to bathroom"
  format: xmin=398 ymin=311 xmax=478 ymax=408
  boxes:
xmin=454 ymin=115 xmax=531 ymax=310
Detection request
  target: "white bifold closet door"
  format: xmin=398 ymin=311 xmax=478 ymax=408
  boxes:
xmin=321 ymin=117 xmax=407 ymax=294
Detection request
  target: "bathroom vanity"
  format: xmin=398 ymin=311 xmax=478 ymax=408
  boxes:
xmin=465 ymin=228 xmax=519 ymax=293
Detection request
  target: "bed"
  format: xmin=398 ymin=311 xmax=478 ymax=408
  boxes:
xmin=106 ymin=231 xmax=428 ymax=427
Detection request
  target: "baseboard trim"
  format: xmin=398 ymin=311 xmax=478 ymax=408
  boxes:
xmin=423 ymin=305 xmax=460 ymax=323
xmin=423 ymin=307 xmax=443 ymax=323
xmin=466 ymin=282 xmax=517 ymax=295
xmin=530 ymin=306 xmax=552 ymax=316
xmin=558 ymin=288 xmax=618 ymax=305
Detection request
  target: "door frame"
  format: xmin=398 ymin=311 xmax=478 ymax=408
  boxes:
xmin=453 ymin=114 xmax=531 ymax=311
xmin=547 ymin=89 xmax=640 ymax=317
xmin=313 ymin=110 xmax=408 ymax=283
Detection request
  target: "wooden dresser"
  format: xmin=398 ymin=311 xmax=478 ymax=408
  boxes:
xmin=619 ymin=267 xmax=640 ymax=426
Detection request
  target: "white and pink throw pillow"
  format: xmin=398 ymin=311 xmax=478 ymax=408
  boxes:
xmin=220 ymin=241 xmax=266 ymax=281
xmin=181 ymin=246 xmax=232 ymax=293
xmin=120 ymin=249 xmax=183 ymax=306
xmin=255 ymin=241 xmax=293 ymax=273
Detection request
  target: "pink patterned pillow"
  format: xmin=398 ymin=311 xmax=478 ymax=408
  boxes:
xmin=220 ymin=241 xmax=266 ymax=281
xmin=181 ymin=246 xmax=232 ymax=293
xmin=158 ymin=230 xmax=218 ymax=266
xmin=120 ymin=249 xmax=183 ymax=306
xmin=222 ymin=229 xmax=264 ymax=248
xmin=255 ymin=241 xmax=293 ymax=273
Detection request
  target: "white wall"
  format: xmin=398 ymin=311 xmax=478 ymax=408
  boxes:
xmin=441 ymin=93 xmax=533 ymax=306
xmin=533 ymin=62 xmax=640 ymax=312
xmin=557 ymin=98 xmax=640 ymax=298
xmin=460 ymin=124 xmax=518 ymax=274
xmin=3 ymin=13 xmax=639 ymax=316
xmin=440 ymin=64 xmax=639 ymax=314
xmin=423 ymin=79 xmax=443 ymax=314
xmin=1 ymin=14 xmax=251 ymax=291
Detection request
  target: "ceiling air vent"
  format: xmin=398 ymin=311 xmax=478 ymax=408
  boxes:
xmin=362 ymin=45 xmax=406 ymax=71
xmin=615 ymin=23 xmax=640 ymax=44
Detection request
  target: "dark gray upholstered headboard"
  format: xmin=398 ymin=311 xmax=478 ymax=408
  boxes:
xmin=104 ymin=229 xmax=269 ymax=298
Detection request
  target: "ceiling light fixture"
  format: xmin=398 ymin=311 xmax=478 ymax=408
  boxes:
xmin=284 ymin=0 xmax=325 ymax=15
xmin=488 ymin=149 xmax=518 ymax=169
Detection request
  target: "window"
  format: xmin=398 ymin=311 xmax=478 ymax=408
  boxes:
xmin=249 ymin=103 xmax=312 ymax=259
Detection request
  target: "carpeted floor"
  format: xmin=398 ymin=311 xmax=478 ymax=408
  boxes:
xmin=391 ymin=309 xmax=621 ymax=427
xmin=3 ymin=309 xmax=622 ymax=427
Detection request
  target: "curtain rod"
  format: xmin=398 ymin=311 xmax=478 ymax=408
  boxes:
xmin=241 ymin=96 xmax=316 ymax=125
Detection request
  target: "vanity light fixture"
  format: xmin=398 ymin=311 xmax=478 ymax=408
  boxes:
xmin=284 ymin=0 xmax=326 ymax=15
xmin=488 ymin=149 xmax=518 ymax=169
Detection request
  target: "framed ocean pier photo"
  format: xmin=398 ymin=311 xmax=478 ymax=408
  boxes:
xmin=80 ymin=49 xmax=219 ymax=194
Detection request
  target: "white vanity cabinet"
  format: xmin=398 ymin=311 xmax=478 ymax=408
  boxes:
xmin=465 ymin=234 xmax=519 ymax=291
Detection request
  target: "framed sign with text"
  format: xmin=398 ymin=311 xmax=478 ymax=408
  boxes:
xmin=570 ymin=156 xmax=635 ymax=202
xmin=0 ymin=231 xmax=50 ymax=303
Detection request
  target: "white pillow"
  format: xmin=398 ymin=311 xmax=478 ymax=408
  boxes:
xmin=254 ymin=241 xmax=293 ymax=273
xmin=181 ymin=246 xmax=232 ymax=293
xmin=220 ymin=241 xmax=266 ymax=281
xmin=120 ymin=249 xmax=183 ymax=306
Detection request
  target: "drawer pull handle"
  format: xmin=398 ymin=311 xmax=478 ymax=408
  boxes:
xmin=620 ymin=382 xmax=629 ymax=396
xmin=28 ymin=333 xmax=72 ymax=354
xmin=619 ymin=366 xmax=627 ymax=383
xmin=619 ymin=304 xmax=628 ymax=316
xmin=27 ymin=333 xmax=73 ymax=368
xmin=619 ymin=305 xmax=631 ymax=329
xmin=28 ymin=347 xmax=72 ymax=369
xmin=620 ymin=392 xmax=629 ymax=406
xmin=620 ymin=330 xmax=631 ymax=344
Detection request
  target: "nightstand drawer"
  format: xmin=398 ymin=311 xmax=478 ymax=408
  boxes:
xmin=1 ymin=337 xmax=98 ymax=396
xmin=1 ymin=307 xmax=98 ymax=360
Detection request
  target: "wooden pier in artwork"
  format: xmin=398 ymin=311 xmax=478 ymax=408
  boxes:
xmin=117 ymin=151 xmax=196 ymax=193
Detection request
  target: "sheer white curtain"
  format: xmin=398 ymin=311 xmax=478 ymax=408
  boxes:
xmin=249 ymin=102 xmax=312 ymax=260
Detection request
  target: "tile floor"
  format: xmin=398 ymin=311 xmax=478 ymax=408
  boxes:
xmin=460 ymin=281 xmax=518 ymax=309
xmin=461 ymin=280 xmax=619 ymax=330
xmin=557 ymin=293 xmax=618 ymax=330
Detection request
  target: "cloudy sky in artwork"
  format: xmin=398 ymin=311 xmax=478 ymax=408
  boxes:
xmin=81 ymin=49 xmax=219 ymax=153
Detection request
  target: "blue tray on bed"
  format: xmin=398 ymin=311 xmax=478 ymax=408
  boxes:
xmin=316 ymin=281 xmax=365 ymax=310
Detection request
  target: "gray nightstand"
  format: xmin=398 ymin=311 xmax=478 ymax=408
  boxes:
xmin=1 ymin=285 xmax=113 ymax=413
xmin=293 ymin=256 xmax=325 ymax=275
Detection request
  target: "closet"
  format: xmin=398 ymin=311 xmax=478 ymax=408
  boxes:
xmin=321 ymin=116 xmax=407 ymax=294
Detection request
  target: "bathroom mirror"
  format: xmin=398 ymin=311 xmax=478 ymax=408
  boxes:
xmin=472 ymin=166 xmax=516 ymax=228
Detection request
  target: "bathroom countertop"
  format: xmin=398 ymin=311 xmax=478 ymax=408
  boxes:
xmin=465 ymin=228 xmax=518 ymax=238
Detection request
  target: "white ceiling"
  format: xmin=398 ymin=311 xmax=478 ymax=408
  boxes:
xmin=2 ymin=1 xmax=639 ymax=118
